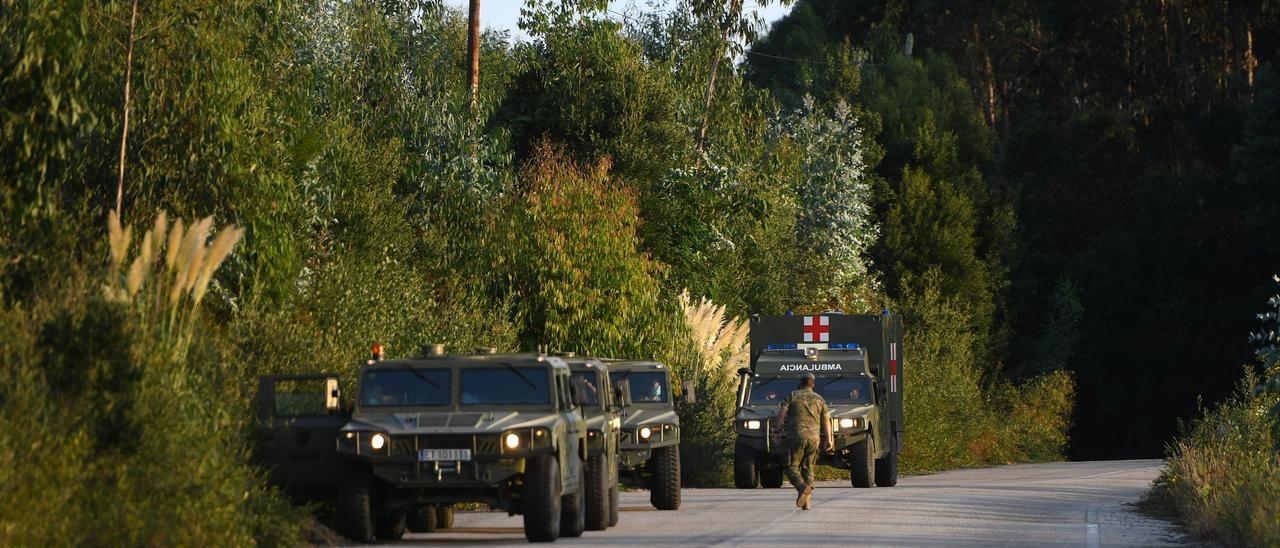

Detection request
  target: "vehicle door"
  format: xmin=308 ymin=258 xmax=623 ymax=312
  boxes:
xmin=254 ymin=374 xmax=348 ymax=499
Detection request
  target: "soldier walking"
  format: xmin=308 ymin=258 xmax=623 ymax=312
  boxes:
xmin=774 ymin=373 xmax=833 ymax=510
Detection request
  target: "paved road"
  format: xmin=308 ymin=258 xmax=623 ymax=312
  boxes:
xmin=400 ymin=460 xmax=1190 ymax=546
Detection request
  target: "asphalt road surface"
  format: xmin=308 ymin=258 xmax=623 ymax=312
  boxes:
xmin=400 ymin=460 xmax=1190 ymax=547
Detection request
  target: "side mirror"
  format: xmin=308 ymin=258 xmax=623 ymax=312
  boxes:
xmin=874 ymin=381 xmax=886 ymax=403
xmin=324 ymin=378 xmax=341 ymax=412
xmin=682 ymin=380 xmax=696 ymax=405
xmin=615 ymin=380 xmax=633 ymax=408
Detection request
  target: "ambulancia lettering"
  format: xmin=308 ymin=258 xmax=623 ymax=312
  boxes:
xmin=778 ymin=363 xmax=844 ymax=372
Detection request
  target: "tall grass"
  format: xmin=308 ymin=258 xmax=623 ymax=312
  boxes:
xmin=1143 ymin=282 xmax=1280 ymax=546
xmin=668 ymin=292 xmax=751 ymax=486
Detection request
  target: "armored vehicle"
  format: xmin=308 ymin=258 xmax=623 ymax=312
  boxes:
xmin=562 ymin=355 xmax=626 ymax=530
xmin=733 ymin=313 xmax=904 ymax=489
xmin=255 ymin=347 xmax=592 ymax=543
xmin=606 ymin=360 xmax=689 ymax=510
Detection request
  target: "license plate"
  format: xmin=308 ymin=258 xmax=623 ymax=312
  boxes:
xmin=419 ymin=449 xmax=471 ymax=462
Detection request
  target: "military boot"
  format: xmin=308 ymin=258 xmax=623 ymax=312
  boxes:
xmin=797 ymin=485 xmax=813 ymax=510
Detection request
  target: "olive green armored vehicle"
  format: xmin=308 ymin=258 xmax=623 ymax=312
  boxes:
xmin=255 ymin=347 xmax=592 ymax=543
xmin=606 ymin=360 xmax=690 ymax=510
xmin=733 ymin=313 xmax=904 ymax=489
xmin=562 ymin=355 xmax=627 ymax=530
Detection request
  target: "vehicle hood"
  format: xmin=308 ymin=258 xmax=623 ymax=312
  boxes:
xmin=737 ymin=404 xmax=780 ymax=421
xmin=346 ymin=411 xmax=562 ymax=434
xmin=618 ymin=405 xmax=678 ymax=428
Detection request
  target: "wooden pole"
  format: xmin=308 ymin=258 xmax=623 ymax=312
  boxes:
xmin=116 ymin=0 xmax=139 ymax=215
xmin=467 ymin=0 xmax=481 ymax=111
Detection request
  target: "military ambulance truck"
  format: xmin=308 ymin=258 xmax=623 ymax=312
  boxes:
xmin=255 ymin=347 xmax=594 ymax=543
xmin=607 ymin=360 xmax=688 ymax=510
xmin=562 ymin=355 xmax=626 ymax=530
xmin=733 ymin=313 xmax=904 ymax=489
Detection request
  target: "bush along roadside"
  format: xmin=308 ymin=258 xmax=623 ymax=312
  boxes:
xmin=1142 ymin=278 xmax=1280 ymax=546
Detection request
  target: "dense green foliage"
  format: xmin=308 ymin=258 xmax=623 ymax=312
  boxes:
xmin=747 ymin=0 xmax=1280 ymax=460
xmin=0 ymin=0 xmax=1162 ymax=543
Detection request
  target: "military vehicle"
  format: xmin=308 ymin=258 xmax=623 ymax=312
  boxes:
xmin=733 ymin=312 xmax=904 ymax=489
xmin=255 ymin=346 xmax=593 ymax=543
xmin=562 ymin=355 xmax=626 ymax=530
xmin=606 ymin=360 xmax=690 ymax=510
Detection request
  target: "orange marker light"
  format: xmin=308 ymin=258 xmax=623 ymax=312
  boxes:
xmin=372 ymin=342 xmax=385 ymax=361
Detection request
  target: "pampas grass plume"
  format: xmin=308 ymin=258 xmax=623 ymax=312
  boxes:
xmin=192 ymin=227 xmax=243 ymax=305
xmin=166 ymin=218 xmax=185 ymax=273
xmin=151 ymin=211 xmax=168 ymax=263
xmin=108 ymin=209 xmax=132 ymax=269
xmin=126 ymin=256 xmax=145 ymax=298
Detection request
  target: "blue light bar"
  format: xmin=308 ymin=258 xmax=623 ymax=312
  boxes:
xmin=766 ymin=343 xmax=798 ymax=350
xmin=829 ymin=343 xmax=861 ymax=349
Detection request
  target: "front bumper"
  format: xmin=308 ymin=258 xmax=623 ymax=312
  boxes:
xmin=617 ymin=425 xmax=678 ymax=469
xmin=736 ymin=431 xmax=870 ymax=467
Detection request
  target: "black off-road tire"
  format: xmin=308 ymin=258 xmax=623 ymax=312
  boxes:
xmin=875 ymin=444 xmax=899 ymax=487
xmin=436 ymin=505 xmax=454 ymax=529
xmin=607 ymin=483 xmax=619 ymax=527
xmin=733 ymin=444 xmax=760 ymax=489
xmin=851 ymin=436 xmax=875 ymax=488
xmin=406 ymin=504 xmax=437 ymax=533
xmin=375 ymin=510 xmax=407 ymax=540
xmin=584 ymin=453 xmax=611 ymax=530
xmin=523 ymin=454 xmax=562 ymax=542
xmin=559 ymin=464 xmax=586 ymax=538
xmin=760 ymin=465 xmax=786 ymax=489
xmin=648 ymin=445 xmax=681 ymax=510
xmin=337 ymin=464 xmax=375 ymax=543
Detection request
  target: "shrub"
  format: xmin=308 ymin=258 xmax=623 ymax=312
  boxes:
xmin=0 ymin=210 xmax=302 ymax=545
xmin=1146 ymin=369 xmax=1279 ymax=546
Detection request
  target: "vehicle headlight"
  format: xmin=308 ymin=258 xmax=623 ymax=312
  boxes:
xmin=370 ymin=433 xmax=386 ymax=451
xmin=639 ymin=426 xmax=653 ymax=440
xmin=746 ymin=420 xmax=761 ymax=430
xmin=838 ymin=418 xmax=861 ymax=430
xmin=504 ymin=432 xmax=521 ymax=450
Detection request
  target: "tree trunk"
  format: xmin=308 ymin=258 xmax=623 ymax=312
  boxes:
xmin=695 ymin=0 xmax=743 ymax=161
xmin=116 ymin=0 xmax=139 ymax=215
xmin=467 ymin=0 xmax=481 ymax=111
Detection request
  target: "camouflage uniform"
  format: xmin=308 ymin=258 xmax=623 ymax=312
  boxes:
xmin=780 ymin=387 xmax=831 ymax=494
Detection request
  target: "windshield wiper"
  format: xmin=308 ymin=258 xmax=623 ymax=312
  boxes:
xmin=504 ymin=362 xmax=538 ymax=390
xmin=399 ymin=363 xmax=441 ymax=389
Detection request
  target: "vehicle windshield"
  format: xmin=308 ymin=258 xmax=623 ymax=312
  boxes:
xmin=360 ymin=368 xmax=451 ymax=407
xmin=459 ymin=366 xmax=551 ymax=405
xmin=748 ymin=376 xmax=873 ymax=404
xmin=610 ymin=371 xmax=668 ymax=404
xmin=815 ymin=376 xmax=873 ymax=403
xmin=748 ymin=377 xmax=795 ymax=403
xmin=570 ymin=371 xmax=601 ymax=406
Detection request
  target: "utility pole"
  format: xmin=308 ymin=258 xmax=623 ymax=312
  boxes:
xmin=467 ymin=0 xmax=481 ymax=111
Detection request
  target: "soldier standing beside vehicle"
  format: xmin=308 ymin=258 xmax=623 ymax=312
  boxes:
xmin=773 ymin=373 xmax=833 ymax=510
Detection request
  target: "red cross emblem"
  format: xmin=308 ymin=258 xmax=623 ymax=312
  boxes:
xmin=802 ymin=315 xmax=829 ymax=342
